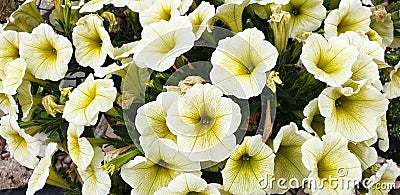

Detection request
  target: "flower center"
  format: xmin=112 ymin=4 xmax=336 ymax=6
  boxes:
xmin=157 ymin=159 xmax=168 ymax=167
xmin=292 ymin=9 xmax=299 ymax=15
xmin=335 ymin=99 xmax=342 ymax=106
xmin=187 ymin=192 xmax=200 ymax=195
xmin=200 ymin=115 xmax=213 ymax=125
xmin=241 ymin=154 xmax=251 ymax=161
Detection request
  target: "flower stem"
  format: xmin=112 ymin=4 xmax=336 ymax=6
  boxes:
xmin=102 ymin=148 xmax=142 ymax=175
xmin=46 ymin=167 xmax=73 ymax=190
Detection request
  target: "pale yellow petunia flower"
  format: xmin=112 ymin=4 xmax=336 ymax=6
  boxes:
xmin=154 ymin=173 xmax=220 ymax=195
xmin=67 ymin=124 xmax=94 ymax=170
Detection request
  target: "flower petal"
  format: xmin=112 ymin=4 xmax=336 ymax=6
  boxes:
xmin=67 ymin=124 xmax=94 ymax=170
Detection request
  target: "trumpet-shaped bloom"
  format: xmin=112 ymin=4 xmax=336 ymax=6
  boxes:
xmin=281 ymin=0 xmax=326 ymax=38
xmin=166 ymin=84 xmax=241 ymax=162
xmin=0 ymin=94 xmax=18 ymax=117
xmin=4 ymin=0 xmax=44 ymax=33
xmin=78 ymin=147 xmax=111 ymax=195
xmin=318 ymin=80 xmax=389 ymax=142
xmin=120 ymin=63 xmax=151 ymax=107
xmin=370 ymin=7 xmax=394 ymax=48
xmin=339 ymin=31 xmax=385 ymax=65
xmin=155 ymin=173 xmax=220 ymax=195
xmin=302 ymin=98 xmax=325 ymax=137
xmin=72 ymin=14 xmax=113 ymax=69
xmin=301 ymin=133 xmax=362 ymax=194
xmin=376 ymin=114 xmax=389 ymax=152
xmin=188 ymin=1 xmax=215 ymax=40
xmin=0 ymin=115 xmax=40 ymax=169
xmin=133 ymin=17 xmax=195 ymax=72
xmin=269 ymin=123 xmax=312 ymax=194
xmin=0 ymin=31 xmax=22 ymax=66
xmin=210 ymin=28 xmax=278 ymax=99
xmin=366 ymin=160 xmax=400 ymax=195
xmin=139 ymin=0 xmax=181 ymax=27
xmin=213 ymin=0 xmax=250 ymax=33
xmin=20 ymin=23 xmax=72 ymax=81
xmin=26 ymin=143 xmax=58 ymax=195
xmin=136 ymin=92 xmax=179 ymax=154
xmin=111 ymin=0 xmax=155 ymax=12
xmin=79 ymin=0 xmax=111 ymax=13
xmin=221 ymin=135 xmax=275 ymax=194
xmin=348 ymin=142 xmax=377 ymax=170
xmin=67 ymin=124 xmax=94 ymax=170
xmin=349 ymin=54 xmax=380 ymax=83
xmin=384 ymin=62 xmax=400 ymax=99
xmin=63 ymin=74 xmax=117 ymax=126
xmin=0 ymin=58 xmax=26 ymax=95
xmin=300 ymin=33 xmax=358 ymax=87
xmin=324 ymin=0 xmax=371 ymax=39
xmin=121 ymin=139 xmax=201 ymax=194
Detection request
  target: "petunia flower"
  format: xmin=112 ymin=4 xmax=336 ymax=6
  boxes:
xmin=63 ymin=74 xmax=117 ymax=126
xmin=0 ymin=115 xmax=40 ymax=169
xmin=376 ymin=114 xmax=389 ymax=152
xmin=302 ymin=98 xmax=325 ymax=137
xmin=0 ymin=31 xmax=23 ymax=66
xmin=318 ymin=80 xmax=389 ymax=142
xmin=301 ymin=133 xmax=362 ymax=194
xmin=281 ymin=0 xmax=326 ymax=38
xmin=212 ymin=0 xmax=250 ymax=33
xmin=348 ymin=142 xmax=377 ymax=171
xmin=119 ymin=63 xmax=151 ymax=107
xmin=269 ymin=123 xmax=312 ymax=194
xmin=139 ymin=0 xmax=181 ymax=27
xmin=119 ymin=0 xmax=155 ymax=13
xmin=0 ymin=58 xmax=26 ymax=95
xmin=370 ymin=5 xmax=394 ymax=48
xmin=210 ymin=28 xmax=278 ymax=99
xmin=4 ymin=0 xmax=44 ymax=32
xmin=133 ymin=16 xmax=195 ymax=72
xmin=136 ymin=92 xmax=179 ymax=154
xmin=67 ymin=124 xmax=94 ymax=170
xmin=154 ymin=173 xmax=220 ymax=195
xmin=79 ymin=0 xmax=111 ymax=13
xmin=121 ymin=139 xmax=201 ymax=194
xmin=300 ymin=33 xmax=358 ymax=87
xmin=0 ymin=93 xmax=18 ymax=117
xmin=383 ymin=61 xmax=400 ymax=99
xmin=20 ymin=23 xmax=73 ymax=81
xmin=16 ymin=81 xmax=38 ymax=121
xmin=324 ymin=0 xmax=371 ymax=39
xmin=78 ymin=147 xmax=112 ymax=195
xmin=166 ymin=83 xmax=241 ymax=162
xmin=72 ymin=14 xmax=113 ymax=69
xmin=26 ymin=143 xmax=58 ymax=195
xmin=366 ymin=159 xmax=400 ymax=195
xmin=188 ymin=1 xmax=215 ymax=40
xmin=221 ymin=135 xmax=275 ymax=194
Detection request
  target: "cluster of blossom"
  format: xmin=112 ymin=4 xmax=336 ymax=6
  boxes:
xmin=0 ymin=0 xmax=399 ymax=194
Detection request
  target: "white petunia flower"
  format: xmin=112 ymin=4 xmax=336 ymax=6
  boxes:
xmin=302 ymin=133 xmax=362 ymax=194
xmin=324 ymin=0 xmax=371 ymax=39
xmin=78 ymin=147 xmax=111 ymax=195
xmin=281 ymin=0 xmax=326 ymax=38
xmin=139 ymin=0 xmax=181 ymax=27
xmin=0 ymin=58 xmax=26 ymax=95
xmin=4 ymin=0 xmax=44 ymax=32
xmin=72 ymin=14 xmax=113 ymax=69
xmin=0 ymin=115 xmax=40 ymax=169
xmin=348 ymin=141 xmax=378 ymax=171
xmin=0 ymin=30 xmax=23 ymax=66
xmin=63 ymin=74 xmax=117 ymax=126
xmin=269 ymin=123 xmax=312 ymax=194
xmin=166 ymin=83 xmax=241 ymax=162
xmin=383 ymin=61 xmax=400 ymax=99
xmin=121 ymin=139 xmax=201 ymax=194
xmin=366 ymin=160 xmax=400 ymax=195
xmin=133 ymin=16 xmax=195 ymax=72
xmin=0 ymin=93 xmax=18 ymax=117
xmin=300 ymin=33 xmax=358 ymax=87
xmin=79 ymin=0 xmax=111 ymax=13
xmin=318 ymin=80 xmax=389 ymax=142
xmin=67 ymin=124 xmax=94 ymax=170
xmin=154 ymin=173 xmax=220 ymax=195
xmin=212 ymin=0 xmax=250 ymax=33
xmin=302 ymin=98 xmax=325 ymax=137
xmin=120 ymin=0 xmax=155 ymax=13
xmin=20 ymin=23 xmax=72 ymax=81
xmin=188 ymin=1 xmax=215 ymax=40
xmin=221 ymin=135 xmax=275 ymax=194
xmin=26 ymin=143 xmax=58 ymax=195
xmin=370 ymin=6 xmax=394 ymax=48
xmin=136 ymin=92 xmax=179 ymax=154
xmin=210 ymin=28 xmax=278 ymax=99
